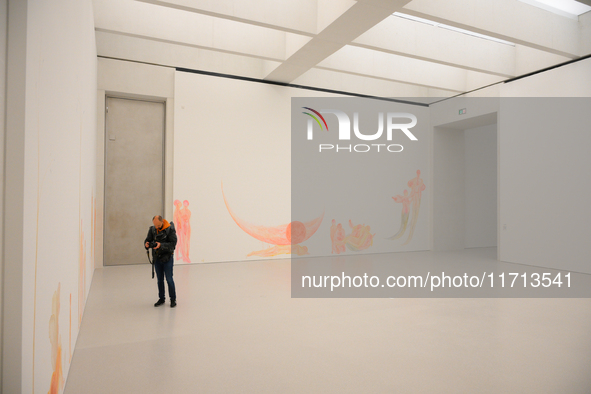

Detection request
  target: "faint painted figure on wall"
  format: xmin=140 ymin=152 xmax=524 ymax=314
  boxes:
xmin=346 ymin=220 xmax=374 ymax=251
xmin=387 ymin=170 xmax=426 ymax=245
xmin=173 ymin=200 xmax=183 ymax=261
xmin=179 ymin=200 xmax=192 ymax=263
xmin=330 ymin=219 xmax=346 ymax=254
xmin=331 ymin=219 xmax=374 ymax=254
xmin=387 ymin=189 xmax=410 ymax=240
xmin=173 ymin=200 xmax=192 ymax=263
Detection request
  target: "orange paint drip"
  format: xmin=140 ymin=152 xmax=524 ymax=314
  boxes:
xmin=48 ymin=284 xmax=64 ymax=393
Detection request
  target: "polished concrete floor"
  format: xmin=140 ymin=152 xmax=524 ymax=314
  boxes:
xmin=65 ymin=248 xmax=591 ymax=393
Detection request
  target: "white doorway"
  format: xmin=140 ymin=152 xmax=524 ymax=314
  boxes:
xmin=432 ymin=112 xmax=498 ymax=256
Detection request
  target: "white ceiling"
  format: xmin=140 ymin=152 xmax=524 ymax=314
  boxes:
xmin=93 ymin=0 xmax=591 ymax=102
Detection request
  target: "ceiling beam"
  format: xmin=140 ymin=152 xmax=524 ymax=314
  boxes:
xmin=263 ymin=0 xmax=413 ymax=83
xmin=130 ymin=0 xmax=572 ymax=81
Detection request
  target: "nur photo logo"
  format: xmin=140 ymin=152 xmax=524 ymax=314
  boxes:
xmin=302 ymin=107 xmax=418 ymax=153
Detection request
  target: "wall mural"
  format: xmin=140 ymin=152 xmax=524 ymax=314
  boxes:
xmin=48 ymin=284 xmax=64 ymax=394
xmin=36 ymin=172 xmax=93 ymax=393
xmin=174 ymin=199 xmax=192 ymax=263
xmin=387 ymin=170 xmax=426 ymax=245
xmin=388 ymin=190 xmax=410 ymax=241
xmin=330 ymin=219 xmax=375 ymax=254
xmin=222 ymin=183 xmax=323 ymax=257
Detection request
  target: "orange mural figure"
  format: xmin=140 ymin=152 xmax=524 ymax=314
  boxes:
xmin=179 ymin=200 xmax=192 ymax=263
xmin=173 ymin=200 xmax=184 ymax=261
xmin=222 ymin=182 xmax=323 ymax=257
xmin=330 ymin=219 xmax=346 ymax=254
xmin=346 ymin=220 xmax=374 ymax=251
xmin=387 ymin=189 xmax=411 ymax=240
xmin=331 ymin=219 xmax=374 ymax=254
xmin=404 ymin=170 xmax=426 ymax=245
xmin=48 ymin=284 xmax=64 ymax=394
xmin=174 ymin=199 xmax=192 ymax=263
xmin=387 ymin=170 xmax=426 ymax=245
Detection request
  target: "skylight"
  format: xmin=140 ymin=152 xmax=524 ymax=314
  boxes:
xmin=518 ymin=0 xmax=591 ymax=19
xmin=392 ymin=12 xmax=515 ymax=46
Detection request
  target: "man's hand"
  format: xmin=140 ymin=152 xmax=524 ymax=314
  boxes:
xmin=145 ymin=242 xmax=150 ymax=248
xmin=154 ymin=242 xmax=161 ymax=249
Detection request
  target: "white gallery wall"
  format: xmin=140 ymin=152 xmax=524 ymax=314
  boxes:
xmin=498 ymin=58 xmax=591 ymax=274
xmin=97 ymin=55 xmax=590 ymax=275
xmin=291 ymin=97 xmax=431 ymax=258
xmin=173 ymin=71 xmax=298 ymax=263
xmin=173 ymin=71 xmax=430 ymax=263
xmin=464 ymin=124 xmax=497 ymax=248
xmin=100 ymin=53 xmax=591 ymax=275
xmin=3 ymin=0 xmax=98 ymax=392
xmin=173 ymin=72 xmax=333 ymax=264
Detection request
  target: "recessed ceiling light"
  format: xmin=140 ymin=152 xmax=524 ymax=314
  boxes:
xmin=393 ymin=12 xmax=515 ymax=46
xmin=518 ymin=0 xmax=591 ymax=19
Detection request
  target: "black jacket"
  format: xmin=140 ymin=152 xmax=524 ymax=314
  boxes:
xmin=144 ymin=221 xmax=177 ymax=262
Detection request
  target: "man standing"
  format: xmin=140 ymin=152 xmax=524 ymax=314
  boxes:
xmin=144 ymin=215 xmax=178 ymax=307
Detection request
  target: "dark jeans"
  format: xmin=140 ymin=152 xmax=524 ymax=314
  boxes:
xmin=155 ymin=255 xmax=176 ymax=301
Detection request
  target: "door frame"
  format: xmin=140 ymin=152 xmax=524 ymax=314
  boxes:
xmin=431 ymin=112 xmax=499 ymax=257
xmin=103 ymin=95 xmax=166 ymax=266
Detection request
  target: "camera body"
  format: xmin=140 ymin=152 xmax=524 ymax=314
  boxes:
xmin=149 ymin=231 xmax=167 ymax=250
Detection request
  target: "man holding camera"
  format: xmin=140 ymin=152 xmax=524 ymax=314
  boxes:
xmin=144 ymin=215 xmax=178 ymax=308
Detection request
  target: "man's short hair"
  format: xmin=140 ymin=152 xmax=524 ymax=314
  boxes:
xmin=152 ymin=215 xmax=163 ymax=221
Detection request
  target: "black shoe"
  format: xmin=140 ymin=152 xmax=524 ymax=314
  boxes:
xmin=154 ymin=299 xmax=165 ymax=307
xmin=171 ymin=300 xmax=177 ymax=308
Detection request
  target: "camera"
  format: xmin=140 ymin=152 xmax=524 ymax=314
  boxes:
xmin=148 ymin=241 xmax=159 ymax=249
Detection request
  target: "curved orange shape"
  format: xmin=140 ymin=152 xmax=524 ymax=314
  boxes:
xmin=222 ymin=182 xmax=323 ymax=245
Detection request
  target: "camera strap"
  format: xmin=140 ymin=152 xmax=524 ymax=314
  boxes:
xmin=146 ymin=250 xmax=154 ymax=279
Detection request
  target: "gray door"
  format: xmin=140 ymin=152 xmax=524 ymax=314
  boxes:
xmin=104 ymin=97 xmax=165 ymax=266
